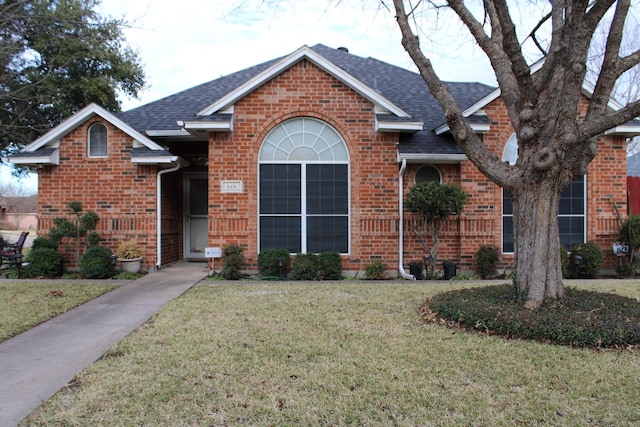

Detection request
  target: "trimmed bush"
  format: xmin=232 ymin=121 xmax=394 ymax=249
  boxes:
xmin=570 ymin=241 xmax=603 ymax=278
xmin=425 ymin=284 xmax=640 ymax=348
xmin=257 ymin=248 xmax=291 ymax=278
xmin=365 ymin=260 xmax=387 ymax=280
xmin=79 ymin=246 xmax=114 ymax=279
xmin=292 ymin=253 xmax=319 ymax=280
xmin=31 ymin=236 xmax=59 ymax=251
xmin=318 ymin=251 xmax=342 ymax=280
xmin=474 ymin=245 xmax=499 ymax=279
xmin=221 ymin=244 xmax=245 ymax=280
xmin=25 ymin=248 xmax=63 ymax=278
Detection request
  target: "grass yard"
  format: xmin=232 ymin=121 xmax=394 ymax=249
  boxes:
xmin=23 ymin=281 xmax=640 ymax=426
xmin=0 ymin=281 xmax=119 ymax=343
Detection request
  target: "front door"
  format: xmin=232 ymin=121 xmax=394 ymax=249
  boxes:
xmin=185 ymin=175 xmax=208 ymax=259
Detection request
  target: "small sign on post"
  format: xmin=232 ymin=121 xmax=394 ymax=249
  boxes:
xmin=205 ymin=247 xmax=222 ymax=275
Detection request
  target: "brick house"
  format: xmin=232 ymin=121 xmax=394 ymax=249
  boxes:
xmin=6 ymin=44 xmax=640 ymax=276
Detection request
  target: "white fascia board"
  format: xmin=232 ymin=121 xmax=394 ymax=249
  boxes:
xmin=177 ymin=120 xmax=233 ymax=131
xmin=197 ymin=45 xmax=410 ymax=118
xmin=376 ymin=120 xmax=423 ymax=132
xmin=398 ymin=153 xmax=468 ymax=163
xmin=145 ymin=129 xmax=192 ymax=138
xmin=435 ymin=122 xmax=491 ymax=135
xmin=22 ymin=103 xmax=164 ymax=152
xmin=4 ymin=148 xmax=60 ymax=166
xmin=604 ymin=123 xmax=640 ymax=136
xmin=131 ymin=155 xmax=183 ymax=165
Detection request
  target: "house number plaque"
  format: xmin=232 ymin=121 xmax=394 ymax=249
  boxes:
xmin=221 ymin=180 xmax=243 ymax=193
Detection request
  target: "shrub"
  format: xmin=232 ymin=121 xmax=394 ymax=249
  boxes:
xmin=25 ymin=248 xmax=63 ymax=278
xmin=221 ymin=244 xmax=245 ymax=280
xmin=292 ymin=253 xmax=319 ymax=280
xmin=257 ymin=248 xmax=291 ymax=278
xmin=365 ymin=260 xmax=387 ymax=280
xmin=79 ymin=246 xmax=115 ymax=279
xmin=318 ymin=251 xmax=342 ymax=280
xmin=425 ymin=284 xmax=640 ymax=348
xmin=117 ymin=240 xmax=143 ymax=259
xmin=570 ymin=241 xmax=603 ymax=278
xmin=474 ymin=245 xmax=499 ymax=279
xmin=31 ymin=236 xmax=59 ymax=251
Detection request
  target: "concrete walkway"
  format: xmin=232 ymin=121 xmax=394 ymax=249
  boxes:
xmin=0 ymin=262 xmax=207 ymax=427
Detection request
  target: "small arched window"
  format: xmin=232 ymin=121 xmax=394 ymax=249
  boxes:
xmin=88 ymin=123 xmax=108 ymax=157
xmin=415 ymin=165 xmax=442 ymax=184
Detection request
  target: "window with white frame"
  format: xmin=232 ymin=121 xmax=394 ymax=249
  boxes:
xmin=415 ymin=165 xmax=442 ymax=184
xmin=258 ymin=117 xmax=350 ymax=254
xmin=501 ymin=134 xmax=585 ymax=253
xmin=88 ymin=123 xmax=108 ymax=157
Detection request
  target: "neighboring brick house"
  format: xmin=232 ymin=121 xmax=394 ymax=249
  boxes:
xmin=6 ymin=44 xmax=640 ymax=275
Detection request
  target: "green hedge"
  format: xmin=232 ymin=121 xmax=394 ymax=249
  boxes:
xmin=427 ymin=284 xmax=640 ymax=348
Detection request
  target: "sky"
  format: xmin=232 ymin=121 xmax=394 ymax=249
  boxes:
xmin=2 ymin=0 xmax=505 ymax=193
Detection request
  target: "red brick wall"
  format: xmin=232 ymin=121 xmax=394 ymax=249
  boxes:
xmin=208 ymin=60 xmax=400 ymax=271
xmin=402 ymin=97 xmax=627 ymax=272
xmin=37 ymin=119 xmax=158 ymax=269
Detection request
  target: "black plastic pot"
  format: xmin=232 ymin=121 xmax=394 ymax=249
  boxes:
xmin=443 ymin=263 xmax=457 ymax=280
xmin=409 ymin=264 xmax=423 ymax=280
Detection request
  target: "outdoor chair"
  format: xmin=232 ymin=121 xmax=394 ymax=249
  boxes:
xmin=0 ymin=231 xmax=29 ymax=269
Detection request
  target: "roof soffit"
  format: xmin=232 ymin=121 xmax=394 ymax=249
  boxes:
xmin=196 ymin=45 xmax=411 ymax=118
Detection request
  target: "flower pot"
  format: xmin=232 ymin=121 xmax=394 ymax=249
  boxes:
xmin=119 ymin=257 xmax=142 ymax=273
xmin=443 ymin=263 xmax=457 ymax=280
xmin=409 ymin=264 xmax=423 ymax=280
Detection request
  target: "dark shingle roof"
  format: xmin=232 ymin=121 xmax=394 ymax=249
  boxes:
xmin=117 ymin=44 xmax=496 ymax=156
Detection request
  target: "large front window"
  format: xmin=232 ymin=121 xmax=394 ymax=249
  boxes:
xmin=259 ymin=118 xmax=349 ymax=253
xmin=502 ymin=134 xmax=585 ymax=252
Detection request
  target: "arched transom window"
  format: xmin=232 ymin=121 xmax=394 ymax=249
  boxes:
xmin=259 ymin=117 xmax=350 ymax=254
xmin=88 ymin=123 xmax=108 ymax=157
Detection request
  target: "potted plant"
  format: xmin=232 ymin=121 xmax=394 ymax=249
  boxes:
xmin=442 ymin=259 xmax=457 ymax=280
xmin=408 ymin=260 xmax=424 ymax=280
xmin=117 ymin=240 xmax=143 ymax=273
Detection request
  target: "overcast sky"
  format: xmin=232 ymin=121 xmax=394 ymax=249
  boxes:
xmin=3 ymin=0 xmax=506 ymax=191
xmin=97 ymin=0 xmax=498 ymax=110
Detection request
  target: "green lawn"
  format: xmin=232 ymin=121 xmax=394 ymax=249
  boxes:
xmin=0 ymin=281 xmax=118 ymax=343
xmin=22 ymin=280 xmax=640 ymax=426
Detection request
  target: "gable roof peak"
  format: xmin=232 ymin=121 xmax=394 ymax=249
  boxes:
xmin=196 ymin=44 xmax=411 ymax=118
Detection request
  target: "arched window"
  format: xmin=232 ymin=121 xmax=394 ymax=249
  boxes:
xmin=501 ymin=134 xmax=585 ymax=253
xmin=258 ymin=117 xmax=350 ymax=254
xmin=415 ymin=165 xmax=442 ymax=184
xmin=88 ymin=123 xmax=108 ymax=157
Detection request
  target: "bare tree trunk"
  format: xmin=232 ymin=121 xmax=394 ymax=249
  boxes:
xmin=511 ymin=179 xmax=564 ymax=309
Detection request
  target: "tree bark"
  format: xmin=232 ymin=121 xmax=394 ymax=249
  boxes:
xmin=511 ymin=178 xmax=565 ymax=308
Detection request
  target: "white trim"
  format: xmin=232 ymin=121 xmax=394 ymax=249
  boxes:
xmin=376 ymin=119 xmax=423 ymax=132
xmin=22 ymin=103 xmax=164 ymax=153
xmin=4 ymin=148 xmax=60 ymax=166
xmin=398 ymin=153 xmax=468 ymax=163
xmin=604 ymin=123 xmax=640 ymax=136
xmin=434 ymin=122 xmax=491 ymax=135
xmin=131 ymin=155 xmax=181 ymax=164
xmin=177 ymin=120 xmax=233 ymax=131
xmin=197 ymin=45 xmax=411 ymax=119
xmin=145 ymin=129 xmax=192 ymax=138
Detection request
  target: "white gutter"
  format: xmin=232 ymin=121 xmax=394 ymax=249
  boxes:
xmin=398 ymin=159 xmax=415 ymax=280
xmin=156 ymin=161 xmax=184 ymax=268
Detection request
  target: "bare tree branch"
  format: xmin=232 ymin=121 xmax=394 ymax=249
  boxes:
xmin=393 ymin=0 xmax=510 ymax=185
